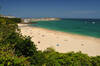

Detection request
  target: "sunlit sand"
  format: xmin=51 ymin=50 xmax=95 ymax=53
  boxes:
xmin=18 ymin=24 xmax=100 ymax=56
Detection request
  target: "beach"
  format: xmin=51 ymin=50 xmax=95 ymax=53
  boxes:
xmin=18 ymin=24 xmax=100 ymax=56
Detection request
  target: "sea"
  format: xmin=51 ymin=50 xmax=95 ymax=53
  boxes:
xmin=30 ymin=19 xmax=100 ymax=38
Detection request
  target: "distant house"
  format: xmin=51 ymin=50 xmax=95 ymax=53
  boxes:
xmin=23 ymin=18 xmax=31 ymax=23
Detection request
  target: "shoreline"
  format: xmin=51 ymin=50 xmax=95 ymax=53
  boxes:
xmin=28 ymin=24 xmax=100 ymax=40
xmin=18 ymin=24 xmax=100 ymax=56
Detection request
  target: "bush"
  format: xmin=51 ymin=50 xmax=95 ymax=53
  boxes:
xmin=0 ymin=17 xmax=37 ymax=57
xmin=15 ymin=36 xmax=37 ymax=56
xmin=91 ymin=56 xmax=100 ymax=66
xmin=0 ymin=17 xmax=18 ymax=43
xmin=0 ymin=44 xmax=30 ymax=66
xmin=0 ymin=17 xmax=100 ymax=66
xmin=0 ymin=17 xmax=21 ymax=23
xmin=31 ymin=48 xmax=100 ymax=66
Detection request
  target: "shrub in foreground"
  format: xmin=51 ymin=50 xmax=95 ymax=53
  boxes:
xmin=0 ymin=44 xmax=30 ymax=66
xmin=0 ymin=17 xmax=100 ymax=66
xmin=30 ymin=48 xmax=100 ymax=66
xmin=0 ymin=17 xmax=37 ymax=57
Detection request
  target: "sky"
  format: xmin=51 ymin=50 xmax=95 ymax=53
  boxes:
xmin=0 ymin=0 xmax=100 ymax=18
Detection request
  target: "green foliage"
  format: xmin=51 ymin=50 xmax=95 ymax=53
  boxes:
xmin=56 ymin=52 xmax=92 ymax=66
xmin=8 ymin=18 xmax=21 ymax=23
xmin=15 ymin=36 xmax=37 ymax=56
xmin=0 ymin=17 xmax=21 ymax=23
xmin=0 ymin=17 xmax=37 ymax=65
xmin=91 ymin=56 xmax=100 ymax=66
xmin=0 ymin=17 xmax=18 ymax=43
xmin=0 ymin=17 xmax=100 ymax=66
xmin=0 ymin=17 xmax=37 ymax=57
xmin=31 ymin=51 xmax=46 ymax=66
xmin=30 ymin=48 xmax=100 ymax=66
xmin=0 ymin=44 xmax=30 ymax=66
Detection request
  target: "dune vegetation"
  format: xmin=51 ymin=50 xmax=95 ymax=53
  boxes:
xmin=0 ymin=17 xmax=100 ymax=66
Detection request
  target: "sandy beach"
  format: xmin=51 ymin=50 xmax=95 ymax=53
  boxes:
xmin=18 ymin=24 xmax=100 ymax=56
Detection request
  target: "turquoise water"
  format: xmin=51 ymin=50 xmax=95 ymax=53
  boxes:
xmin=30 ymin=19 xmax=100 ymax=38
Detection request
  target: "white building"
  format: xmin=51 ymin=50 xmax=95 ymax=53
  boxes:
xmin=23 ymin=18 xmax=31 ymax=23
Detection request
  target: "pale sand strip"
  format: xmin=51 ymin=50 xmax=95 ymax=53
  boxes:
xmin=18 ymin=24 xmax=100 ymax=56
